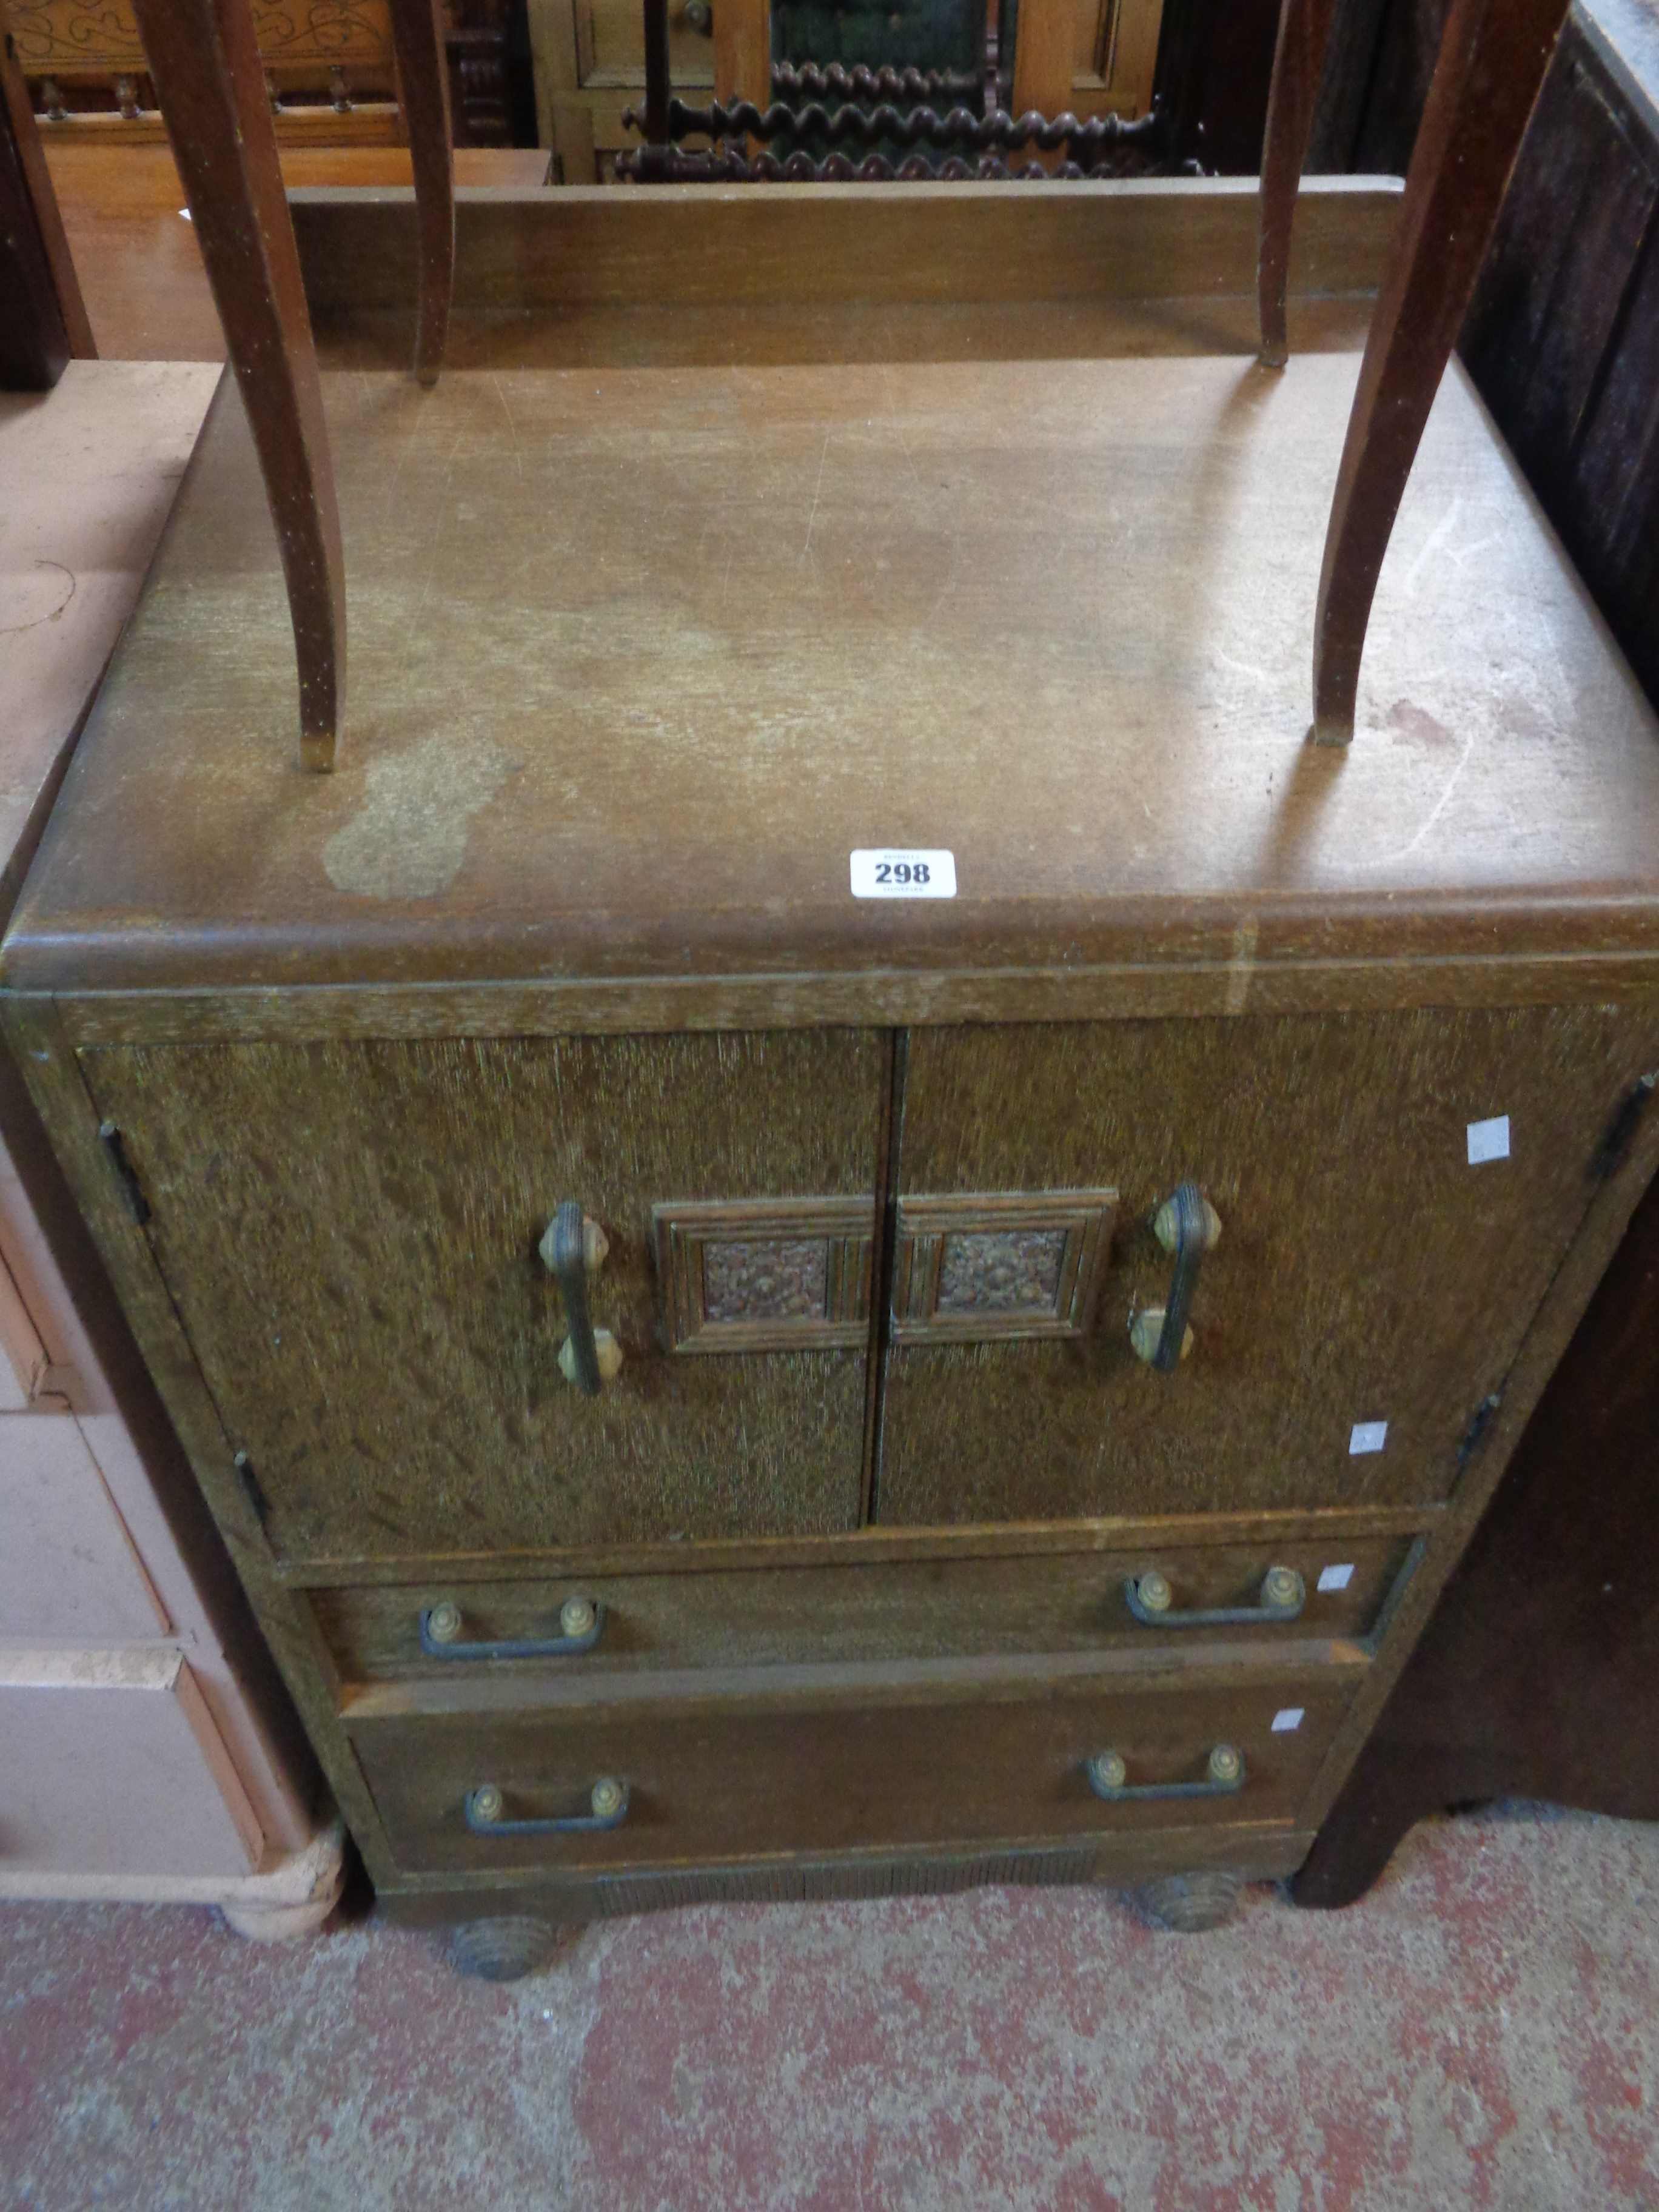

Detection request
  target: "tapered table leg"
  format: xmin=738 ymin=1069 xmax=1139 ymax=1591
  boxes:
xmin=387 ymin=0 xmax=455 ymax=386
xmin=131 ymin=0 xmax=345 ymax=772
xmin=1311 ymin=0 xmax=1570 ymax=746
xmin=1257 ymin=0 xmax=1339 ymax=367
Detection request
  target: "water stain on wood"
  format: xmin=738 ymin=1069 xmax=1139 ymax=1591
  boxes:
xmin=323 ymin=731 xmax=514 ymax=899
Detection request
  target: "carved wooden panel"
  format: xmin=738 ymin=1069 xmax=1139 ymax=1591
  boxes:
xmin=10 ymin=0 xmax=395 ymax=74
xmin=891 ymin=1191 xmax=1116 ymax=1344
xmin=654 ymin=1196 xmax=873 ymax=1353
xmin=14 ymin=0 xmax=399 ymax=136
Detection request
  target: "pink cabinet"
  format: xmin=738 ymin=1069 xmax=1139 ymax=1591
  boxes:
xmin=0 ymin=361 xmax=341 ymax=1933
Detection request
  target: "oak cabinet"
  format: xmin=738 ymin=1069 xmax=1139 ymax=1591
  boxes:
xmin=8 ymin=183 xmax=1659 ymax=1958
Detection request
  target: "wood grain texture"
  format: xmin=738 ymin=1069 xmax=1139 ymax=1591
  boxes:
xmin=1257 ymin=0 xmax=1340 ymax=364
xmin=274 ymin=1503 xmax=1439 ymax=1583
xmin=313 ymin=1536 xmax=1416 ymax=1681
xmin=77 ymin=1031 xmax=884 ymax=1560
xmin=711 ymin=0 xmax=767 ymax=111
xmin=386 ymin=0 xmax=454 ymax=386
xmin=297 ymin=287 xmax=1388 ymax=377
xmin=374 ymin=1823 xmax=1315 ymax=1922
xmin=38 ymin=954 xmax=1659 ymax=1051
xmin=1311 ymin=0 xmax=1572 ymax=742
xmin=38 ymin=144 xmax=549 ymax=361
xmin=288 ymin=176 xmax=1403 ymax=323
xmin=10 ymin=346 xmax=1659 ymax=1007
xmin=350 ymin=1664 xmax=1358 ymax=1873
xmin=127 ymin=0 xmax=345 ymax=770
xmin=1012 ymin=0 xmax=1076 ymax=133
xmin=877 ymin=1007 xmax=1659 ymax=1524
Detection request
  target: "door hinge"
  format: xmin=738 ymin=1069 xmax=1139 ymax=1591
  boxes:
xmin=97 ymin=1120 xmax=152 ymax=1224
xmin=1590 ymin=1072 xmax=1658 ymax=1181
xmin=1456 ymin=1392 xmax=1503 ymax=1473
xmin=233 ymin=1450 xmax=270 ymax=1527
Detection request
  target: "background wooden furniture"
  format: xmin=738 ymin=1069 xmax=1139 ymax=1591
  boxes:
xmin=0 ymin=360 xmax=343 ymax=1936
xmin=528 ymin=0 xmax=1165 ymax=181
xmin=8 ymin=0 xmax=527 ymax=147
xmin=33 ymin=143 xmax=548 ymax=359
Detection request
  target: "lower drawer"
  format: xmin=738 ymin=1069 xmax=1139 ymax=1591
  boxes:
xmin=315 ymin=1536 xmax=1415 ymax=1685
xmin=351 ymin=1666 xmax=1358 ymax=1874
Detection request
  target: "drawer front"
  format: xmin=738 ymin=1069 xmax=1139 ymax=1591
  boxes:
xmin=316 ymin=1536 xmax=1415 ymax=1683
xmin=879 ymin=1007 xmax=1655 ymax=1525
xmin=79 ymin=1031 xmax=885 ymax=1561
xmin=353 ymin=1669 xmax=1357 ymax=1874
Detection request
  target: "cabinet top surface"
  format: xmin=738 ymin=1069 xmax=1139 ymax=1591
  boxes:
xmin=7 ymin=352 xmax=1659 ymax=1005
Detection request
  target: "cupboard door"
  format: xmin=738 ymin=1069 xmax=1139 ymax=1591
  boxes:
xmin=877 ymin=1008 xmax=1655 ymax=1525
xmin=81 ymin=1032 xmax=885 ymax=1560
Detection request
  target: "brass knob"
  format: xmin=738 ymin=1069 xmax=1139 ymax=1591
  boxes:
xmin=1134 ymin=1570 xmax=1173 ymax=1615
xmin=426 ymin=1598 xmax=463 ymax=1644
xmin=590 ymin=1776 xmax=626 ymax=1820
xmin=1261 ymin=1565 xmax=1302 ymax=1610
xmin=558 ymin=1329 xmax=623 ymax=1386
xmin=1153 ymin=1191 xmax=1222 ymax=1254
xmin=1091 ymin=1749 xmax=1127 ymax=1792
xmin=560 ymin=1595 xmax=597 ymax=1639
xmin=1128 ymin=1307 xmax=1193 ymax=1365
xmin=542 ymin=1208 xmax=623 ymax=1392
xmin=471 ymin=1783 xmax=504 ymax=1825
xmin=1207 ymin=1744 xmax=1243 ymax=1786
xmin=538 ymin=1213 xmax=610 ymax=1275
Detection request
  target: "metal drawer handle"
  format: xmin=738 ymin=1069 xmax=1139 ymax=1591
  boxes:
xmin=464 ymin=1777 xmax=630 ymax=1836
xmin=1128 ymin=1181 xmax=1222 ymax=1370
xmin=540 ymin=1201 xmax=623 ymax=1394
xmin=1085 ymin=1744 xmax=1245 ymax=1802
xmin=421 ymin=1595 xmax=605 ymax=1661
xmin=1126 ymin=1566 xmax=1305 ymax=1629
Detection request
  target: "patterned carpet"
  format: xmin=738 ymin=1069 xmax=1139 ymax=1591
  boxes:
xmin=4 ymin=1804 xmax=1658 ymax=2211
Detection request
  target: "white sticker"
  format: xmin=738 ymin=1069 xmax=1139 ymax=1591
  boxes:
xmin=1349 ymin=1421 xmax=1388 ymax=1455
xmin=1467 ymin=1115 xmax=1511 ymax=1165
xmin=1316 ymin=1563 xmax=1355 ymax=1592
xmin=850 ymin=848 xmax=957 ymax=900
xmin=1271 ymin=1708 xmax=1305 ymax=1734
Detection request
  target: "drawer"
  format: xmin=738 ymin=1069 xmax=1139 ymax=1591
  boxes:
xmin=0 ymin=1650 xmax=261 ymax=1877
xmin=351 ymin=1666 xmax=1358 ymax=1874
xmin=0 ymin=1413 xmax=167 ymax=1641
xmin=314 ymin=1536 xmax=1417 ymax=1684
